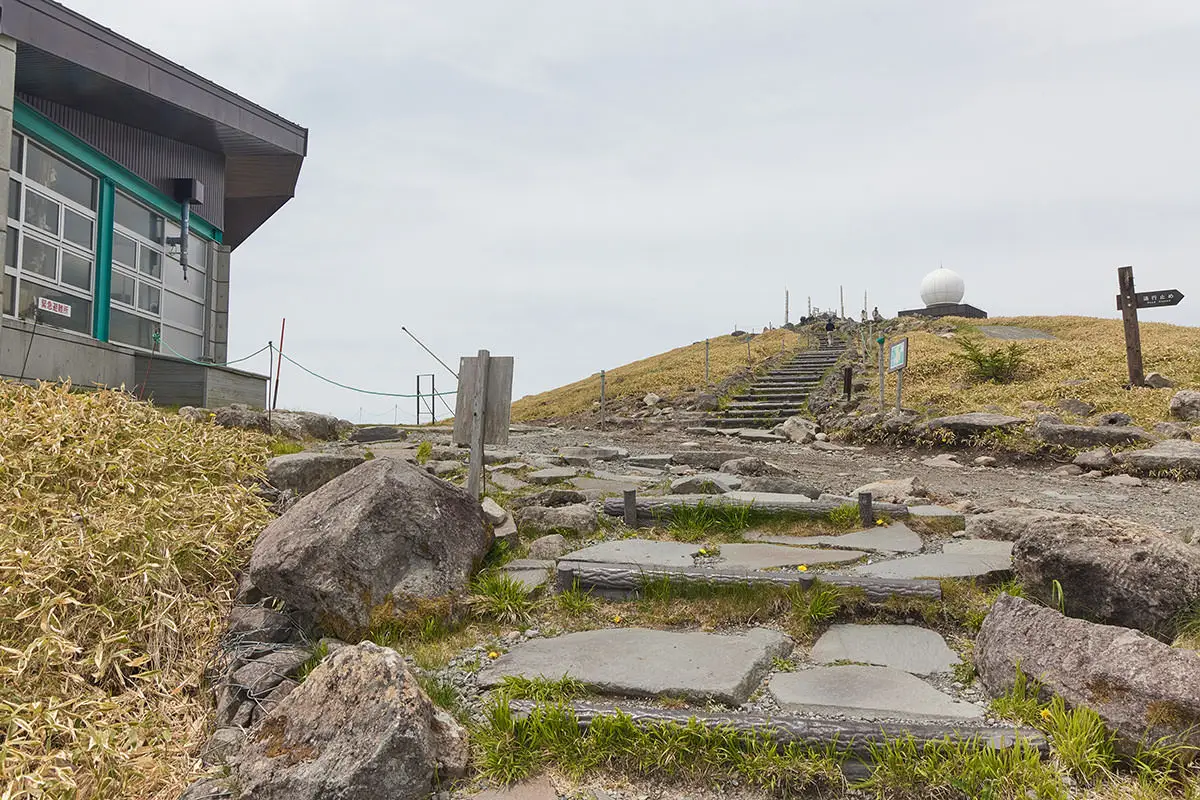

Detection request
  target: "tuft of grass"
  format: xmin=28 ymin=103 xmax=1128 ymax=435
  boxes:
xmin=827 ymin=503 xmax=862 ymax=531
xmin=416 ymin=440 xmax=433 ymax=465
xmin=1172 ymin=601 xmax=1200 ymax=650
xmin=268 ymin=437 xmax=305 ymax=456
xmin=1042 ymin=697 xmax=1116 ymax=785
xmin=556 ymin=581 xmax=598 ymax=616
xmin=665 ymin=500 xmax=755 ymax=542
xmin=990 ymin=665 xmax=1047 ymax=728
xmin=494 ymin=675 xmax=589 ymax=703
xmin=0 ymin=381 xmax=274 ymax=799
xmin=472 ymin=701 xmax=845 ymax=794
xmin=469 ymin=573 xmax=538 ymax=625
xmin=789 ymin=581 xmax=851 ymax=640
xmin=296 ymin=640 xmax=331 ymax=682
xmin=417 ymin=672 xmax=471 ymax=725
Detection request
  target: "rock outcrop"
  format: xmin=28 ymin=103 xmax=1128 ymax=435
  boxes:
xmin=1169 ymin=390 xmax=1200 ymax=422
xmin=514 ymin=504 xmax=598 ymax=537
xmin=266 ymin=452 xmax=366 ymax=496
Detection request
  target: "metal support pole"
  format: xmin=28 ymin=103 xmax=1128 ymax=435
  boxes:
xmin=858 ymin=492 xmax=874 ymax=527
xmin=467 ymin=349 xmax=491 ymax=500
xmin=896 ymin=369 xmax=904 ymax=414
xmin=623 ymin=489 xmax=638 ymax=528
xmin=599 ymin=370 xmax=606 ymax=431
xmin=272 ymin=318 xmax=286 ymax=412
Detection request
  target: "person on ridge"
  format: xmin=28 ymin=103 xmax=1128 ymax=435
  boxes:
xmin=872 ymin=306 xmax=883 ymax=323
xmin=824 ymin=316 xmax=836 ymax=346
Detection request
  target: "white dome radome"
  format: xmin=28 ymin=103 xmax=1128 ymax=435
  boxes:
xmin=920 ymin=269 xmax=965 ymax=306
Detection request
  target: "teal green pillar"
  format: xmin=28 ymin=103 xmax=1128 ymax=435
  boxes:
xmin=93 ymin=178 xmax=114 ymax=341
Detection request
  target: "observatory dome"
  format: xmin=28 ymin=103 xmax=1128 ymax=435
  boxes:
xmin=920 ymin=269 xmax=965 ymax=307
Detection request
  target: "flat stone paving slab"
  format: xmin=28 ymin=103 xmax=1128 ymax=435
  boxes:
xmin=479 ymin=628 xmax=794 ymax=706
xmin=561 ymin=539 xmax=699 ymax=568
xmin=747 ymin=523 xmax=922 ymax=553
xmin=811 ymin=624 xmax=959 ymax=675
xmin=529 ymin=467 xmax=579 ymax=485
xmin=502 ymin=560 xmax=554 ymax=593
xmin=846 ymin=540 xmax=1012 ymax=580
xmin=769 ymin=665 xmax=984 ymax=721
xmin=717 ymin=543 xmax=868 ymax=569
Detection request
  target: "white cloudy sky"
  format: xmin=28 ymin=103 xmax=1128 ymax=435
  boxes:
xmin=65 ymin=1 xmax=1200 ymax=422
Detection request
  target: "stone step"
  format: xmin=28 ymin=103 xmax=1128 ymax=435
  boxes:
xmin=708 ymin=417 xmax=788 ymax=428
xmin=732 ymin=392 xmax=811 ymax=402
xmin=603 ymin=492 xmax=910 ymax=525
xmin=508 ymin=700 xmax=1047 ymax=767
xmin=844 ymin=540 xmax=1013 ymax=581
xmin=769 ymin=665 xmax=985 ymax=721
xmin=727 ymin=400 xmax=809 ymax=409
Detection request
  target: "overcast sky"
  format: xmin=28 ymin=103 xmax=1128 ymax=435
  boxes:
xmin=65 ymin=1 xmax=1200 ymax=422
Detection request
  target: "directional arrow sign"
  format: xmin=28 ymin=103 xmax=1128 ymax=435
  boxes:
xmin=1116 ymin=289 xmax=1184 ymax=311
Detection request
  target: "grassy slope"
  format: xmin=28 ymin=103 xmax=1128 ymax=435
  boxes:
xmin=512 ymin=328 xmax=819 ymax=421
xmin=0 ymin=383 xmax=273 ymax=800
xmin=882 ymin=316 xmax=1200 ymax=427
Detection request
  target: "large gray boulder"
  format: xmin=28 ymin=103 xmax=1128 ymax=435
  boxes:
xmin=1169 ymin=389 xmax=1200 ymax=422
xmin=1121 ymin=439 xmax=1200 ymax=474
xmin=270 ymin=411 xmax=353 ymax=441
xmin=670 ymin=473 xmax=742 ymax=494
xmin=718 ymin=457 xmax=790 ymax=477
xmin=232 ymin=642 xmax=468 ymax=800
xmin=1010 ymin=512 xmax=1200 ymax=638
xmin=976 ymin=594 xmax=1200 ymax=752
xmin=1032 ymin=420 xmax=1151 ymax=448
xmin=924 ymin=412 xmax=1025 ymax=437
xmin=779 ymin=416 xmax=819 ymax=444
xmin=514 ymin=504 xmax=598 ymax=537
xmin=1072 ymin=448 xmax=1115 ymax=471
xmin=851 ymin=477 xmax=927 ymax=505
xmin=964 ymin=508 xmax=1086 ymax=542
xmin=213 ymin=404 xmax=271 ymax=434
xmin=246 ymin=458 xmax=489 ymax=636
xmin=266 ymin=452 xmax=366 ymax=496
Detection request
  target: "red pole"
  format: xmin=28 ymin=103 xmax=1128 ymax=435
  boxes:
xmin=272 ymin=318 xmax=286 ymax=411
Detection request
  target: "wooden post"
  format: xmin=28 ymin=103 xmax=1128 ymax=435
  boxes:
xmin=746 ymin=336 xmax=752 ymax=366
xmin=705 ymin=339 xmax=710 ymax=384
xmin=623 ymin=489 xmax=638 ymax=528
xmin=858 ymin=492 xmax=874 ymax=527
xmin=466 ymin=349 xmax=491 ymax=499
xmin=1118 ymin=266 xmax=1145 ymax=387
xmin=843 ymin=366 xmax=853 ymax=400
xmin=877 ymin=337 xmax=886 ymax=411
xmin=599 ymin=370 xmax=606 ymax=431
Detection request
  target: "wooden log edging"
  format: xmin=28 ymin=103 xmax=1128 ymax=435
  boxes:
xmin=555 ymin=561 xmax=942 ymax=602
xmin=602 ymin=494 xmax=909 ymax=527
xmin=507 ymin=700 xmax=1049 ymax=761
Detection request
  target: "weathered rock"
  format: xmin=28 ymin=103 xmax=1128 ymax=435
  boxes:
xmin=232 ymin=642 xmax=468 ymax=800
xmin=1050 ymin=465 xmax=1084 ymax=477
xmin=1102 ymin=474 xmax=1143 ymax=488
xmin=514 ymin=504 xmax=597 ymax=537
xmin=178 ymin=406 xmax=210 ymax=423
xmin=230 ymin=646 xmax=312 ymax=696
xmin=1056 ymin=398 xmax=1095 ymax=417
xmin=266 ymin=452 xmax=366 ymax=496
xmin=246 ymin=458 xmax=489 ymax=636
xmin=1073 ymin=448 xmax=1115 ymax=471
xmin=779 ymin=416 xmax=819 ymax=445
xmin=528 ymin=534 xmax=570 ymax=560
xmin=271 ymin=411 xmax=353 ymax=441
xmin=425 ymin=460 xmax=463 ymax=477
xmin=493 ymin=515 xmax=519 ymax=547
xmin=718 ymin=457 xmax=790 ymax=477
xmin=1032 ymin=421 xmax=1151 ymax=448
xmin=1169 ymin=390 xmax=1200 ymax=422
xmin=925 ymin=413 xmax=1025 ymax=437
xmin=559 ymin=446 xmax=623 ymax=466
xmin=670 ymin=473 xmax=742 ymax=494
xmin=214 ymin=404 xmax=270 ymax=434
xmin=881 ymin=409 xmax=922 ymax=434
xmin=1095 ymin=411 xmax=1133 ymax=427
xmin=738 ymin=429 xmax=788 ymax=443
xmin=717 ymin=543 xmax=867 ymax=569
xmin=739 ymin=477 xmax=822 ymax=498
xmin=201 ymin=727 xmax=246 ymax=765
xmin=480 ymin=497 xmax=508 ymax=526
xmin=629 ymin=454 xmax=674 ymax=468
xmin=1154 ymin=422 xmax=1193 ymax=440
xmin=1145 ymin=372 xmax=1176 ymax=389
xmin=976 ymin=594 xmax=1200 ymax=752
xmin=974 ymin=456 xmax=998 ymax=467
xmin=350 ymin=425 xmax=406 ymax=443
xmin=511 ymin=489 xmax=588 ymax=509
xmin=1012 ymin=514 xmax=1200 ymax=637
xmin=179 ymin=778 xmax=232 ymax=800
xmin=1122 ymin=440 xmax=1200 ymax=474
xmin=528 ymin=467 xmax=579 ymax=485
xmin=225 ymin=605 xmax=300 ymax=645
xmin=643 ymin=393 xmax=662 ymax=407
xmin=922 ymin=454 xmax=962 ymax=469
xmin=852 ymin=477 xmax=927 ymax=505
xmin=695 ymin=393 xmax=719 ymax=412
xmin=671 ymin=450 xmax=750 ymax=470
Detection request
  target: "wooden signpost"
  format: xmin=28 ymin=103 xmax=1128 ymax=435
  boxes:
xmin=1115 ymin=266 xmax=1185 ymax=387
xmin=452 ymin=350 xmax=514 ymax=498
xmin=887 ymin=337 xmax=909 ymax=413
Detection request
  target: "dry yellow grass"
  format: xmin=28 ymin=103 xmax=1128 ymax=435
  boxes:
xmin=512 ymin=328 xmax=819 ymax=421
xmin=876 ymin=316 xmax=1200 ymax=428
xmin=0 ymin=382 xmax=273 ymax=800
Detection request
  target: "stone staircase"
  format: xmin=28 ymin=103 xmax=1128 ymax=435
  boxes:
xmin=708 ymin=339 xmax=847 ymax=429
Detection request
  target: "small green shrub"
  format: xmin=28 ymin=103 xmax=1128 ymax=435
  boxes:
xmin=827 ymin=504 xmax=861 ymax=530
xmin=556 ymin=581 xmax=598 ymax=616
xmin=494 ymin=674 xmax=589 ymax=703
xmin=1042 ymin=697 xmax=1115 ymax=785
xmin=269 ymin=438 xmax=305 ymax=456
xmin=989 ymin=666 xmax=1046 ymax=728
xmin=952 ymin=337 xmax=1028 ymax=384
xmin=666 ymin=501 xmax=755 ymax=541
xmin=417 ymin=672 xmax=470 ymax=724
xmin=468 ymin=573 xmax=536 ymax=624
xmin=858 ymin=735 xmax=1065 ymax=799
xmin=416 ymin=440 xmax=433 ymax=465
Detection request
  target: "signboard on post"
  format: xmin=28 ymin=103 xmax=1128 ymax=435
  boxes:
xmin=452 ymin=351 xmax=514 ymax=498
xmin=887 ymin=337 xmax=909 ymax=373
xmin=1116 ymin=289 xmax=1184 ymax=311
xmin=1116 ymin=266 xmax=1184 ymax=387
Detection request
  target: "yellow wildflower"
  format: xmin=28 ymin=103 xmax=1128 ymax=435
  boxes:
xmin=876 ymin=518 xmax=885 ymax=526
xmin=488 ymin=650 xmax=500 ymax=659
xmin=1040 ymin=708 xmax=1052 ymax=721
xmin=797 ymin=564 xmax=808 ymax=572
xmin=613 ymin=614 xmax=623 ymax=624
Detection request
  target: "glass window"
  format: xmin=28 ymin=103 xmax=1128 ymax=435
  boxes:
xmin=110 ymin=307 xmax=157 ymax=350
xmin=63 ymin=209 xmax=93 ymax=250
xmin=21 ymin=236 xmax=57 ymax=280
xmin=189 ymin=233 xmax=208 ymax=271
xmin=162 ymin=325 xmax=203 ymax=360
xmin=162 ymin=290 xmax=203 ymax=331
xmin=5 ymin=226 xmax=16 ymax=268
xmin=113 ymin=232 xmax=137 ymax=268
xmin=111 ymin=271 xmax=135 ymax=306
xmin=139 ymin=248 xmax=162 ymax=279
xmin=138 ymin=283 xmax=161 ymax=314
xmin=24 ymin=190 xmax=60 ymax=237
xmin=115 ymin=193 xmax=163 ymax=244
xmin=26 ymin=143 xmax=96 ymax=210
xmin=165 ymin=257 xmax=206 ymax=300
xmin=3 ymin=273 xmax=14 ymax=316
xmin=60 ymin=251 xmax=91 ymax=291
xmin=18 ymin=280 xmax=91 ymax=334
xmin=8 ymin=179 xmax=19 ymax=221
xmin=10 ymin=133 xmax=21 ymax=175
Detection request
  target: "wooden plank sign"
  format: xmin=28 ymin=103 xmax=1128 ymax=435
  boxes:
xmin=1116 ymin=289 xmax=1184 ymax=310
xmin=452 ymin=353 xmax=514 ymax=447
